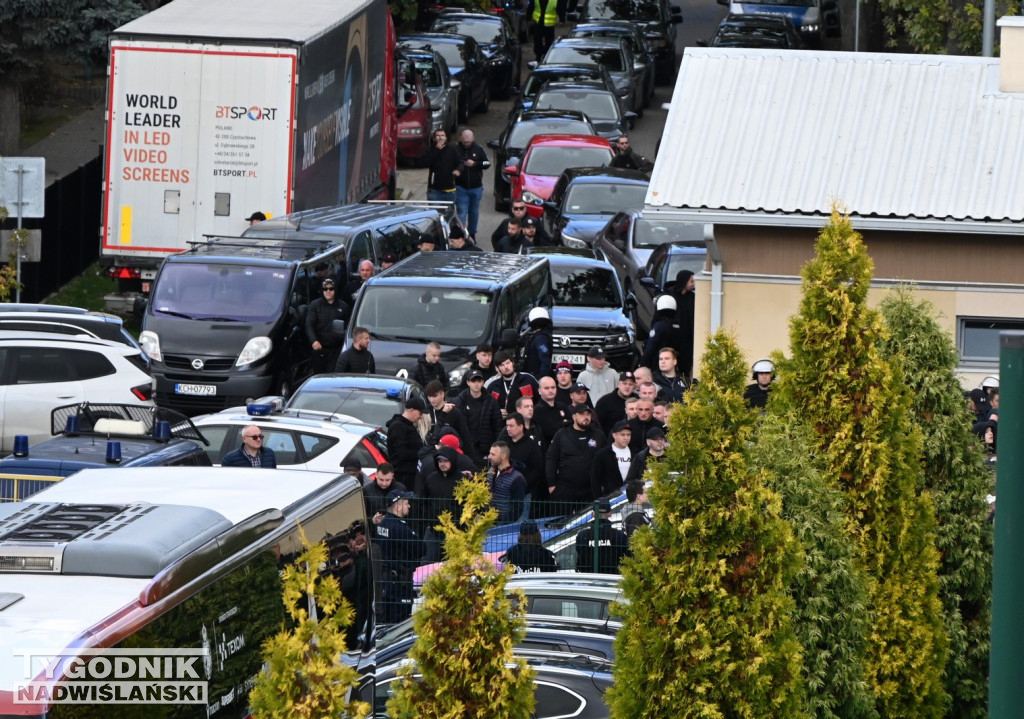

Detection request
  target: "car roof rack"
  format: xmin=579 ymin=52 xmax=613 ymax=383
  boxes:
xmin=49 ymin=403 xmax=210 ymax=445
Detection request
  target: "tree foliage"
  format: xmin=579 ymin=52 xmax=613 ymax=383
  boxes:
xmin=0 ymin=204 xmax=25 ymax=300
xmin=609 ymin=329 xmax=805 ymax=719
xmin=774 ymin=209 xmax=948 ymax=717
xmin=249 ymin=527 xmax=369 ymax=719
xmin=387 ymin=473 xmax=535 ymax=719
xmin=873 ymin=0 xmax=1015 ymax=55
xmin=749 ymin=410 xmax=877 ymax=719
xmin=879 ymin=289 xmax=993 ymax=719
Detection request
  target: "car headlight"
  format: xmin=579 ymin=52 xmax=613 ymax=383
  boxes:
xmin=521 ymin=190 xmax=543 ymax=204
xmin=801 ymin=23 xmax=820 ymax=33
xmin=236 ymin=336 xmax=273 ymax=367
xmin=645 ymin=35 xmax=669 ymax=49
xmin=400 ymin=127 xmax=425 ymax=136
xmin=139 ymin=330 xmax=161 ymax=362
xmin=449 ymin=361 xmax=471 ymax=387
xmin=610 ymin=333 xmax=630 ymax=346
xmin=561 ymin=230 xmax=587 ymax=249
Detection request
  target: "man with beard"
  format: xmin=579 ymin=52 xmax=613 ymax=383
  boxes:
xmin=546 ymin=403 xmax=607 ymax=514
xmin=487 ymin=441 xmax=527 ymax=524
xmin=534 ymin=375 xmax=570 ymax=447
xmin=334 ymin=326 xmax=375 ymax=374
xmin=626 ymin=425 xmax=668 ymax=483
xmin=485 ymin=350 xmax=539 ymax=419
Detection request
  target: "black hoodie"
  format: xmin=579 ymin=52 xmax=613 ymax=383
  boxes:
xmin=420 ymin=446 xmax=465 ymax=529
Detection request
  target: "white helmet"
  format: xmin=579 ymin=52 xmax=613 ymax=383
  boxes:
xmin=751 ymin=358 xmax=774 ymax=379
xmin=655 ymin=295 xmax=677 ymax=313
xmin=980 ymin=375 xmax=999 ymax=390
xmin=528 ymin=306 xmax=550 ymax=324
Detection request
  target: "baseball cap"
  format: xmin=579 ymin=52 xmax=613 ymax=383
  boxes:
xmin=646 ymin=426 xmax=666 ymax=441
xmin=571 ymin=403 xmax=590 ymax=414
xmin=387 ymin=489 xmax=414 ymax=506
xmin=594 ymin=498 xmax=611 ymax=513
xmin=382 ymin=252 xmax=399 ymax=264
xmin=610 ymin=420 xmax=630 ymax=434
xmin=522 ymin=216 xmax=537 ymax=228
xmin=570 ymin=382 xmax=588 ymax=393
xmin=405 ymin=397 xmax=427 ymax=412
xmin=466 ymin=368 xmax=485 ymax=381
xmin=439 ymin=434 xmax=463 ymax=453
xmin=587 ymin=346 xmax=606 ymax=359
xmin=246 ymin=211 xmax=266 ymax=222
xmin=321 ymin=278 xmax=336 ymax=289
xmin=556 ymin=360 xmax=573 ymax=373
xmin=618 ymin=371 xmax=635 ymax=382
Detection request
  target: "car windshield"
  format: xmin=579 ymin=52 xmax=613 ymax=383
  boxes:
xmin=562 ymin=182 xmax=647 ymax=214
xmin=586 ymin=0 xmax=660 ymax=21
xmin=151 ymin=263 xmax=290 ymax=322
xmin=432 ymin=18 xmax=503 ymax=45
xmin=523 ymin=71 xmax=600 ymax=98
xmin=524 ymin=146 xmax=613 ymax=176
xmin=287 ymin=387 xmax=404 ymax=428
xmin=633 ymin=220 xmax=704 ymax=248
xmin=551 ymin=266 xmax=621 ymax=308
xmin=569 ymin=28 xmax=636 ymax=52
xmin=507 ymin=120 xmax=594 ymax=148
xmin=544 ymin=47 xmax=624 ymax=73
xmin=534 ymin=91 xmax=618 ymax=121
xmin=414 ymin=60 xmax=443 ymax=88
xmin=666 ymin=251 xmax=708 ymax=279
xmin=743 ymin=0 xmax=815 ymax=6
xmin=353 ymin=286 xmax=494 ymax=344
xmin=412 ymin=41 xmax=466 ymax=70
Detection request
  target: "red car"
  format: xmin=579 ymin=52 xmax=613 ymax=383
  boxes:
xmin=502 ymin=134 xmax=615 ymax=218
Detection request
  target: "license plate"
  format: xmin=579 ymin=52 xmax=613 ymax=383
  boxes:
xmin=552 ymin=353 xmax=585 ymax=365
xmin=174 ymin=383 xmax=217 ymax=396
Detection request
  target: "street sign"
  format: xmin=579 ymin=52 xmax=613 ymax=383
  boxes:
xmin=0 ymin=157 xmax=46 ymax=219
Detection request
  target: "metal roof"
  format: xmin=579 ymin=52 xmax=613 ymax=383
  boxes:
xmin=647 ymin=48 xmax=1024 ymax=233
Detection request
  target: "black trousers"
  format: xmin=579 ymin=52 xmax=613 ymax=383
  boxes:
xmin=533 ymin=23 xmax=555 ymax=59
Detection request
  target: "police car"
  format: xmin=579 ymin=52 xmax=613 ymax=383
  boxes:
xmin=192 ymin=398 xmax=387 ymax=476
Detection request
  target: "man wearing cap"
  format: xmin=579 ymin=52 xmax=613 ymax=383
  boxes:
xmin=246 ymin=211 xmax=266 ymax=225
xmin=554 ymin=360 xmax=576 ymax=406
xmin=519 ymin=217 xmax=540 ymax=250
xmin=590 ymin=420 xmax=633 ymax=498
xmin=454 ymin=368 xmax=504 ymax=463
xmin=386 ymin=397 xmax=427 ymax=487
xmin=577 ymin=346 xmax=618 ymax=402
xmin=410 ymin=341 xmax=448 ymax=393
xmin=569 ymin=382 xmax=596 ymax=414
xmin=500 ymin=521 xmax=557 ymax=573
xmin=595 ymin=371 xmax=637 ymax=431
xmin=305 ymin=277 xmax=351 ymax=374
xmin=375 ymin=489 xmax=424 ymax=623
xmin=653 ymin=347 xmax=687 ymax=404
xmin=344 ymin=259 xmax=375 ymax=304
xmin=492 ymin=198 xmax=553 ymax=247
xmin=499 ymin=412 xmax=546 ymax=518
xmin=458 ymin=343 xmax=497 ymax=390
xmin=546 ymin=402 xmax=607 ymax=514
xmin=487 ymin=441 xmax=527 ymax=524
xmin=335 ymin=326 xmax=376 ymax=374
xmin=423 ymin=379 xmax=472 ymax=453
xmin=534 ymin=375 xmax=570 ymax=446
xmin=447 ymin=225 xmax=482 ymax=252
xmin=413 ymin=428 xmax=478 ymax=498
xmin=485 ymin=350 xmax=539 ymax=418
xmin=222 ymin=424 xmax=278 ymax=468
xmin=626 ymin=426 xmax=667 ymax=483
xmin=381 ymin=252 xmax=399 ymax=270
xmin=574 ymin=497 xmax=631 ymax=574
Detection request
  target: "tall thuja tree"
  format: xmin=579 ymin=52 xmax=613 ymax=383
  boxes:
xmin=609 ymin=329 xmax=805 ymax=719
xmin=750 ymin=410 xmax=877 ymax=719
xmin=774 ymin=210 xmax=948 ymax=717
xmin=879 ymin=289 xmax=992 ymax=719
xmin=387 ymin=474 xmax=535 ymax=719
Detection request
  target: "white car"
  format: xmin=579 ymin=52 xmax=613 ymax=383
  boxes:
xmin=0 ymin=331 xmax=154 ymax=453
xmin=192 ymin=399 xmax=388 ymax=475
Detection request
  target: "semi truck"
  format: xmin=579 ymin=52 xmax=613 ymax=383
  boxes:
xmin=100 ymin=0 xmax=423 ymax=311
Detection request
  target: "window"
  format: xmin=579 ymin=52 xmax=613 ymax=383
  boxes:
xmin=959 ymin=317 xmax=1024 ymax=365
xmin=14 ymin=349 xmax=76 ymax=383
xmin=299 ymin=432 xmax=340 ymax=461
xmin=70 ymin=349 xmax=117 ymax=380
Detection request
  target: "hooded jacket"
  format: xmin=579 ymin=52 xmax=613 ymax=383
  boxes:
xmin=420 ymin=446 xmax=465 ymax=529
xmin=453 ymin=387 xmax=503 ymax=460
xmin=386 ymin=414 xmax=425 ymax=478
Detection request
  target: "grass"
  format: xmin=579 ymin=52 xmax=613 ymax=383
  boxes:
xmin=47 ymin=262 xmax=142 ymax=337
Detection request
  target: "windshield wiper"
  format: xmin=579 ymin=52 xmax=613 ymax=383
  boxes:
xmin=155 ymin=309 xmax=198 ymax=320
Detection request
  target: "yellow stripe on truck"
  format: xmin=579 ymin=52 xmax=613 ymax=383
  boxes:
xmin=120 ymin=205 xmax=132 ymax=244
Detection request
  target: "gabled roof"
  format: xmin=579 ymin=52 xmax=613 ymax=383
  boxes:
xmin=647 ymin=48 xmax=1024 ymax=233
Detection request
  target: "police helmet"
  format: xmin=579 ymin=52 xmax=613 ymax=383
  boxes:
xmin=655 ymin=295 xmax=677 ymax=313
xmin=528 ymin=306 xmax=551 ymax=327
xmin=751 ymin=358 xmax=774 ymax=380
xmin=980 ymin=375 xmax=999 ymax=390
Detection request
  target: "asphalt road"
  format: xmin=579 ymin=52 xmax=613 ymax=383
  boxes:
xmin=396 ymin=0 xmax=730 ymax=251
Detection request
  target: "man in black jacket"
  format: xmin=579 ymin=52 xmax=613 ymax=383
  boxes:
xmin=457 ymin=343 xmax=497 ymax=391
xmin=334 ymin=326 xmax=376 ymax=374
xmin=627 ymin=398 xmax=664 ymax=454
xmin=626 ymin=425 xmax=667 ymax=483
xmin=453 ymin=129 xmax=490 ymax=241
xmin=534 ymin=375 xmax=569 ymax=447
xmin=492 ymin=199 xmax=552 ymax=246
xmin=386 ymin=398 xmax=427 ymax=487
xmin=453 ymin=368 xmax=503 ymax=463
xmin=416 ymin=128 xmax=461 ymax=204
xmin=546 ymin=403 xmax=607 ymax=515
xmin=499 ymin=412 xmax=546 ymax=518
xmin=410 ymin=342 xmax=448 ymax=393
xmin=375 ymin=490 xmax=424 ymax=623
xmin=485 ymin=350 xmax=539 ymax=419
xmin=574 ymin=497 xmax=631 ymax=574
xmin=305 ymin=278 xmax=350 ymax=374
xmin=423 ymin=379 xmax=472 ymax=452
xmin=590 ymin=420 xmax=633 ymax=499
xmin=595 ymin=371 xmax=637 ymax=431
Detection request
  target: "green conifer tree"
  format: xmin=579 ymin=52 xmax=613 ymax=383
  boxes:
xmin=387 ymin=474 xmax=535 ymax=718
xmin=249 ymin=528 xmax=369 ymax=719
xmin=879 ymin=289 xmax=992 ymax=719
xmin=608 ymin=329 xmax=805 ymax=719
xmin=774 ymin=210 xmax=948 ymax=717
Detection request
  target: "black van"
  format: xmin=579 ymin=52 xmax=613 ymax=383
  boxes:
xmin=347 ymin=252 xmax=552 ymax=384
xmin=139 ymin=204 xmax=454 ymax=415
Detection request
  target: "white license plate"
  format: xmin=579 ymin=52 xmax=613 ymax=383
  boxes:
xmin=552 ymin=353 xmax=585 ymax=365
xmin=174 ymin=383 xmax=217 ymax=396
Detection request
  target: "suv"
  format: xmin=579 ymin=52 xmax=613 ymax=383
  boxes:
xmin=0 ymin=304 xmax=141 ymax=350
xmin=139 ymin=202 xmax=456 ymax=414
xmin=0 ymin=332 xmax=154 ymax=453
xmin=346 ymin=251 xmax=552 ymax=386
xmin=718 ymin=0 xmax=840 ymax=46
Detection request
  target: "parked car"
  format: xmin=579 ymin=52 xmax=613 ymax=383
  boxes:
xmin=0 ymin=332 xmax=154 ymax=453
xmin=0 ymin=404 xmax=210 ymax=501
xmin=403 ymin=47 xmax=460 ymax=135
xmin=543 ymin=167 xmax=650 ymax=247
xmin=416 ymin=0 xmax=530 ymax=41
xmin=285 ymin=374 xmax=426 ymax=429
xmin=192 ymin=399 xmax=387 ymax=474
xmin=487 ymin=110 xmax=599 ymax=210
xmin=705 ymin=13 xmax=805 ymax=48
xmin=395 ymin=48 xmax=434 ymax=162
xmin=0 ymin=304 xmax=142 ymax=350
xmin=718 ymin=0 xmax=840 ymax=46
xmin=566 ymin=20 xmax=657 ymax=106
xmin=541 ymin=37 xmax=641 ymax=117
xmin=399 ymin=33 xmax=491 ymax=122
xmin=504 ymin=572 xmax=625 ymax=621
xmin=579 ymin=0 xmax=683 ymax=84
xmin=430 ymin=10 xmax=521 ymax=98
xmin=594 ymin=208 xmax=706 ymax=291
xmin=629 ymin=241 xmax=709 ymax=347
xmin=502 ymin=134 xmax=615 ymax=219
xmin=510 ymin=63 xmax=617 ymax=118
xmin=532 ymin=84 xmax=635 ymax=140
xmin=533 ymin=249 xmax=637 ymax=372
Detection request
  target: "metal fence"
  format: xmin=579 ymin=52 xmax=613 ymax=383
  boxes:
xmin=0 ymin=473 xmax=63 ymax=502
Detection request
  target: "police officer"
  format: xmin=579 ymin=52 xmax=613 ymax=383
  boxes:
xmin=374 ymin=490 xmax=424 ymax=623
xmin=641 ymin=295 xmax=687 ymax=370
xmin=574 ymin=497 xmax=631 ymax=574
xmin=743 ymin=358 xmax=775 ymax=410
xmin=522 ymin=307 xmax=553 ymax=379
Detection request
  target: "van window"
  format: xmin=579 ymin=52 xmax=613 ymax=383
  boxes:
xmin=408 ymin=217 xmax=444 ymax=248
xmin=348 ymin=231 xmax=375 ymax=277
xmin=152 ymin=263 xmax=291 ymax=322
xmin=353 ymin=287 xmax=494 ymax=345
xmin=376 ymin=222 xmax=423 ymax=261
xmin=509 ymin=268 xmax=549 ymax=325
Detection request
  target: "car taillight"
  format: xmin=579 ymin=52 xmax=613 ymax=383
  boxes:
xmin=131 ymin=383 xmax=153 ymax=401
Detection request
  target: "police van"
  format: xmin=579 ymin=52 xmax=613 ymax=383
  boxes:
xmin=0 ymin=466 xmax=373 ymax=717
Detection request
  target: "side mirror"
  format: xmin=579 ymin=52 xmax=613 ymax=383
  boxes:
xmin=503 ymin=162 xmax=520 ymax=176
xmin=613 ymin=239 xmax=626 ymax=252
xmin=487 ymin=139 xmax=501 ymax=149
xmin=132 ymin=295 xmax=147 ymax=319
xmin=696 ymin=39 xmax=708 ymax=47
xmin=331 ymin=318 xmax=346 ymax=338
xmin=499 ymin=328 xmax=519 ymax=347
xmin=639 ymin=276 xmax=656 ymax=289
xmin=624 ymin=294 xmax=638 ymax=311
xmin=671 ymin=4 xmax=684 ymax=19
xmin=566 ymin=10 xmax=580 ymax=21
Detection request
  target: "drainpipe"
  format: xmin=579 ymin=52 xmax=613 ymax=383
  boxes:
xmin=704 ymin=223 xmax=722 ymax=333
